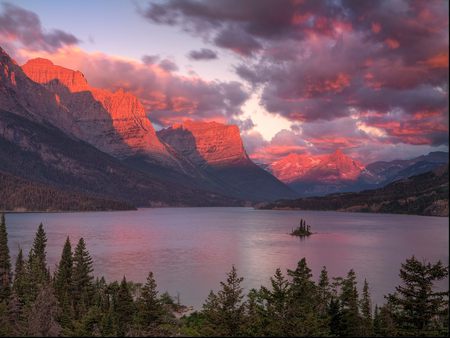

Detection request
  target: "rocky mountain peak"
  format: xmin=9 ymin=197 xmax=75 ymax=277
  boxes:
xmin=158 ymin=120 xmax=248 ymax=167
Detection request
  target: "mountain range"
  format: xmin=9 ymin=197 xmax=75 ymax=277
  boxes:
xmin=0 ymin=47 xmax=295 ymax=210
xmin=0 ymin=46 xmax=447 ymax=210
xmin=259 ymin=164 xmax=449 ymax=217
xmin=266 ymin=149 xmax=448 ymax=196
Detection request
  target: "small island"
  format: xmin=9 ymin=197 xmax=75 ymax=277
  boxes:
xmin=290 ymin=218 xmax=312 ymax=237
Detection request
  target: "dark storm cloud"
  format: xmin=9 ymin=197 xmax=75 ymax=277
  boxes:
xmin=188 ymin=48 xmax=217 ymax=60
xmin=0 ymin=2 xmax=80 ymax=52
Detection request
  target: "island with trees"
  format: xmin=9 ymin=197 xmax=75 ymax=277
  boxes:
xmin=290 ymin=218 xmax=313 ymax=237
xmin=0 ymin=213 xmax=448 ymax=337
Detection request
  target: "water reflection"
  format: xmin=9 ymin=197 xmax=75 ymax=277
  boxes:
xmin=6 ymin=208 xmax=449 ymax=309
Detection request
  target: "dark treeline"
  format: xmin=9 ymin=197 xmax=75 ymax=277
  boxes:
xmin=0 ymin=171 xmax=135 ymax=211
xmin=0 ymin=214 xmax=448 ymax=337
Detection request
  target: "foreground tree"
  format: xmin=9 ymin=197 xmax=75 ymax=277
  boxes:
xmin=115 ymin=276 xmax=135 ymax=335
xmin=386 ymin=256 xmax=449 ymax=336
xmin=0 ymin=213 xmax=11 ymax=302
xmin=72 ymin=238 xmax=94 ymax=320
xmin=202 ymin=265 xmax=245 ymax=336
xmin=136 ymin=271 xmax=165 ymax=330
xmin=361 ymin=279 xmax=373 ymax=336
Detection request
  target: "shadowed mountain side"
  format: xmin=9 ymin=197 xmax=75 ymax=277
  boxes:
xmin=0 ymin=110 xmax=241 ymax=207
xmin=157 ymin=122 xmax=298 ymax=201
xmin=0 ymin=170 xmax=135 ymax=211
xmin=258 ymin=165 xmax=449 ymax=217
xmin=21 ymin=57 xmax=178 ymax=167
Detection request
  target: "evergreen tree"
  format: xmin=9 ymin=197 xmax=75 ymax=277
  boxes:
xmin=136 ymin=271 xmax=164 ymax=330
xmin=0 ymin=213 xmax=11 ymax=302
xmin=361 ymin=279 xmax=373 ymax=336
xmin=54 ymin=237 xmax=74 ymax=332
xmin=264 ymin=268 xmax=290 ymax=336
xmin=28 ymin=223 xmax=49 ymax=289
xmin=12 ymin=248 xmax=27 ymax=303
xmin=286 ymin=258 xmax=328 ymax=336
xmin=115 ymin=276 xmax=135 ymax=336
xmin=386 ymin=256 xmax=449 ymax=336
xmin=317 ymin=266 xmax=332 ymax=318
xmin=243 ymin=287 xmax=267 ymax=336
xmin=72 ymin=238 xmax=94 ymax=320
xmin=373 ymin=305 xmax=381 ymax=336
xmin=339 ymin=269 xmax=362 ymax=336
xmin=202 ymin=265 xmax=245 ymax=336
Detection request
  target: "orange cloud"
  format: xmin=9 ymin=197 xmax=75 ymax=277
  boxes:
xmin=421 ymin=52 xmax=449 ymax=69
xmin=384 ymin=38 xmax=400 ymax=49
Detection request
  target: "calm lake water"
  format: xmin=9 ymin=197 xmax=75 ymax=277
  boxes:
xmin=5 ymin=208 xmax=449 ymax=309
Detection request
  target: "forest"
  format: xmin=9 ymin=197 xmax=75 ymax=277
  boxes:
xmin=0 ymin=213 xmax=448 ymax=337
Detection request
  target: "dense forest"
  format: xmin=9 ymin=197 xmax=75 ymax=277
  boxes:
xmin=0 ymin=171 xmax=135 ymax=211
xmin=259 ymin=165 xmax=449 ymax=217
xmin=0 ymin=214 xmax=448 ymax=337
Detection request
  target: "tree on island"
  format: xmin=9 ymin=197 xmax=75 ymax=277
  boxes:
xmin=290 ymin=218 xmax=313 ymax=237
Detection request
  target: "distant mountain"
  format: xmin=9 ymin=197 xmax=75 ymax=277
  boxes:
xmin=266 ymin=150 xmax=448 ymax=196
xmin=158 ymin=121 xmax=297 ymax=201
xmin=267 ymin=149 xmax=366 ymax=196
xmin=259 ymin=165 xmax=449 ymax=217
xmin=0 ymin=47 xmax=295 ymax=209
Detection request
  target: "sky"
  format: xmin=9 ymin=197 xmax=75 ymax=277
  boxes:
xmin=0 ymin=0 xmax=448 ymax=164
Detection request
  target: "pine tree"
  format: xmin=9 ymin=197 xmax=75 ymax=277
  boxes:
xmin=12 ymin=248 xmax=27 ymax=303
xmin=373 ymin=305 xmax=381 ymax=336
xmin=115 ymin=276 xmax=135 ymax=336
xmin=339 ymin=269 xmax=362 ymax=336
xmin=243 ymin=287 xmax=267 ymax=336
xmin=286 ymin=258 xmax=327 ymax=336
xmin=72 ymin=237 xmax=94 ymax=320
xmin=264 ymin=268 xmax=290 ymax=336
xmin=28 ymin=223 xmax=49 ymax=287
xmin=136 ymin=271 xmax=164 ymax=329
xmin=386 ymin=256 xmax=449 ymax=336
xmin=361 ymin=279 xmax=373 ymax=336
xmin=0 ymin=213 xmax=11 ymax=302
xmin=54 ymin=237 xmax=74 ymax=331
xmin=202 ymin=265 xmax=245 ymax=336
xmin=317 ymin=266 xmax=332 ymax=317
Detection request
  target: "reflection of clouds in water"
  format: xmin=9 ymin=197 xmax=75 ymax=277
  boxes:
xmin=5 ymin=208 xmax=448 ymax=309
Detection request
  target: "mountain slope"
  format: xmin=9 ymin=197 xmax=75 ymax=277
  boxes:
xmin=267 ymin=150 xmax=366 ymax=196
xmin=259 ymin=165 xmax=449 ymax=216
xmin=158 ymin=121 xmax=298 ymax=201
xmin=0 ymin=170 xmax=135 ymax=212
xmin=21 ymin=57 xmax=175 ymax=165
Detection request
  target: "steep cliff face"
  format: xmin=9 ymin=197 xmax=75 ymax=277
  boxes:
xmin=158 ymin=121 xmax=297 ymax=201
xmin=158 ymin=121 xmax=248 ymax=167
xmin=22 ymin=58 xmax=171 ymax=161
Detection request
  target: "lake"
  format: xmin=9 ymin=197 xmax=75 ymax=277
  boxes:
xmin=5 ymin=207 xmax=449 ymax=309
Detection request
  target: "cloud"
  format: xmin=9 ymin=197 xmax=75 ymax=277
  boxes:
xmin=0 ymin=2 xmax=79 ymax=52
xmin=158 ymin=58 xmax=178 ymax=72
xmin=18 ymin=46 xmax=249 ymax=127
xmin=188 ymin=48 xmax=217 ymax=60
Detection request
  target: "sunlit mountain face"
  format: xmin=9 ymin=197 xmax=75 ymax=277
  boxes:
xmin=0 ymin=0 xmax=448 ymax=205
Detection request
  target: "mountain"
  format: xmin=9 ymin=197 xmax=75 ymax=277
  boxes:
xmin=20 ymin=55 xmax=296 ymax=202
xmin=363 ymin=151 xmax=449 ymax=186
xmin=266 ymin=150 xmax=448 ymax=196
xmin=267 ymin=149 xmax=366 ymax=196
xmin=259 ymin=165 xmax=449 ymax=217
xmin=21 ymin=58 xmax=174 ymax=164
xmin=0 ymin=47 xmax=241 ymax=208
xmin=1 ymin=47 xmax=294 ymax=208
xmin=158 ymin=121 xmax=298 ymax=201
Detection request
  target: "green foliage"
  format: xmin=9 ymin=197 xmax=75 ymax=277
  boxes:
xmin=72 ymin=237 xmax=94 ymax=320
xmin=0 ymin=213 xmax=11 ymax=302
xmin=386 ymin=256 xmax=449 ymax=336
xmin=201 ymin=265 xmax=245 ymax=336
xmin=115 ymin=276 xmax=135 ymax=336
